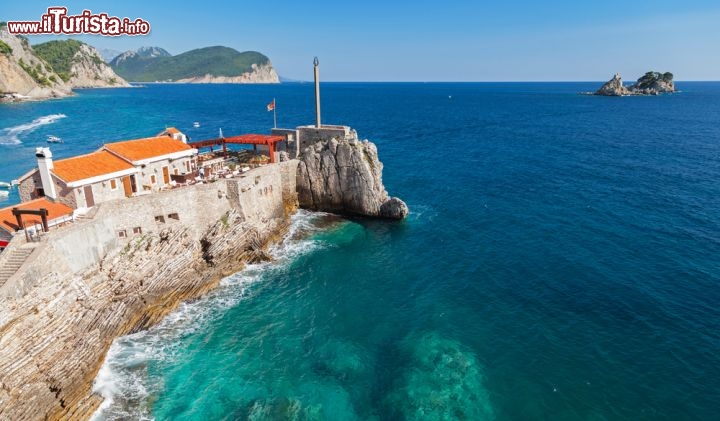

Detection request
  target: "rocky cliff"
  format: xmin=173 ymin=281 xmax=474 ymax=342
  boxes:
xmin=0 ymin=167 xmax=297 ymax=420
xmin=629 ymin=71 xmax=675 ymax=94
xmin=0 ymin=28 xmax=70 ymax=101
xmin=0 ymin=31 xmax=128 ymax=102
xmin=66 ymin=44 xmax=129 ymax=88
xmin=175 ymin=63 xmax=279 ymax=83
xmin=595 ymin=73 xmax=629 ymax=96
xmin=297 ymin=129 xmax=409 ymax=219
xmin=594 ymin=71 xmax=676 ymax=96
xmin=33 ymin=40 xmax=129 ymax=88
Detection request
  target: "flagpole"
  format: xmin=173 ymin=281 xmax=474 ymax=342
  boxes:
xmin=273 ymin=97 xmax=277 ymax=128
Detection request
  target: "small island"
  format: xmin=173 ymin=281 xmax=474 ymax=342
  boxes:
xmin=594 ymin=71 xmax=676 ymax=96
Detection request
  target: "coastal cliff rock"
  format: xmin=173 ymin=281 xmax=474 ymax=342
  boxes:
xmin=628 ymin=71 xmax=675 ymax=94
xmin=595 ymin=73 xmax=629 ymax=96
xmin=595 ymin=71 xmax=676 ymax=96
xmin=0 ymin=212 xmax=287 ymax=420
xmin=297 ymin=132 xmax=409 ymax=219
xmin=0 ymin=28 xmax=71 ymax=101
xmin=64 ymin=44 xmax=130 ymax=88
xmin=175 ymin=63 xmax=279 ymax=83
xmin=0 ymin=166 xmax=298 ymax=420
xmin=33 ymin=40 xmax=129 ymax=89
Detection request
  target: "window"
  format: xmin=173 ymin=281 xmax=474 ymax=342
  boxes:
xmin=110 ymin=179 xmax=117 ymax=190
xmin=117 ymin=230 xmax=127 ymax=238
xmin=168 ymin=213 xmax=179 ymax=221
xmin=174 ymin=168 xmax=179 ymax=175
xmin=150 ymin=174 xmax=157 ymax=184
xmin=132 ymin=227 xmax=142 ymax=235
xmin=155 ymin=215 xmax=165 ymax=223
xmin=185 ymin=161 xmax=190 ymax=172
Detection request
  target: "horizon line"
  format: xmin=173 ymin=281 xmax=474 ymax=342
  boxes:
xmin=275 ymin=80 xmax=720 ymax=83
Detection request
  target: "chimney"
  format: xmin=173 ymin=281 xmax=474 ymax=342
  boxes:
xmin=35 ymin=147 xmax=57 ymax=199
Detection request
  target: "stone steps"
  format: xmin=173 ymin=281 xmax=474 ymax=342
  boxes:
xmin=0 ymin=248 xmax=33 ymax=286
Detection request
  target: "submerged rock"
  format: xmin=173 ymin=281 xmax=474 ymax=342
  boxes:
xmin=297 ymin=131 xmax=408 ymax=220
xmin=386 ymin=332 xmax=495 ymax=420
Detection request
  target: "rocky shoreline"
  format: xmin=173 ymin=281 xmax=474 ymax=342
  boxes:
xmin=593 ymin=71 xmax=676 ymax=96
xmin=297 ymin=132 xmax=409 ymax=219
xmin=0 ymin=133 xmax=407 ymax=419
xmin=0 ymin=29 xmax=128 ymax=103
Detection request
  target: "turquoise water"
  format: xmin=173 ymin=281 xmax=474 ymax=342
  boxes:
xmin=2 ymin=83 xmax=720 ymax=420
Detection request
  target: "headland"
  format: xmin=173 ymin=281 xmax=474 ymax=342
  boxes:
xmin=0 ymin=122 xmax=407 ymax=419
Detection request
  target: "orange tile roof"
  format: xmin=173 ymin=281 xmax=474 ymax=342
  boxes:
xmin=0 ymin=198 xmax=73 ymax=233
xmin=52 ymin=150 xmax=135 ymax=183
xmin=104 ymin=136 xmax=192 ymax=162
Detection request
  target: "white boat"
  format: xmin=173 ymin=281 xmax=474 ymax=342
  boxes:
xmin=47 ymin=135 xmax=63 ymax=143
xmin=0 ymin=181 xmax=11 ymax=189
xmin=193 ymin=122 xmax=200 ymax=128
xmin=0 ymin=190 xmax=8 ymax=197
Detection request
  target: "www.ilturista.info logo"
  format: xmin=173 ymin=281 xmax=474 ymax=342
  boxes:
xmin=7 ymin=7 xmax=150 ymax=36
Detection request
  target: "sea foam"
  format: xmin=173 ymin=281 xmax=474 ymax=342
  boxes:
xmin=0 ymin=114 xmax=66 ymax=145
xmin=89 ymin=210 xmax=335 ymax=420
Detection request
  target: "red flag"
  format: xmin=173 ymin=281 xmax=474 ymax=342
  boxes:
xmin=267 ymin=100 xmax=275 ymax=112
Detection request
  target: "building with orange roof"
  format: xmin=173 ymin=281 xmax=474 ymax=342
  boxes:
xmin=0 ymin=198 xmax=74 ymax=246
xmin=17 ymin=128 xmax=198 ymax=209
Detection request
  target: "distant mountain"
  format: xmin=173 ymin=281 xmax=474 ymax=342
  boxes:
xmin=109 ymin=45 xmax=279 ymax=83
xmin=111 ymin=46 xmax=171 ymax=68
xmin=33 ymin=40 xmax=129 ymax=88
xmin=97 ymin=48 xmax=123 ymax=63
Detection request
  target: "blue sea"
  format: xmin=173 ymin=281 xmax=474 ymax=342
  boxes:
xmin=2 ymin=82 xmax=719 ymax=420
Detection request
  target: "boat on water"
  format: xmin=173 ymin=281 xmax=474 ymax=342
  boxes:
xmin=0 ymin=181 xmax=11 ymax=189
xmin=193 ymin=122 xmax=200 ymax=128
xmin=0 ymin=190 xmax=9 ymax=197
xmin=47 ymin=135 xmax=63 ymax=143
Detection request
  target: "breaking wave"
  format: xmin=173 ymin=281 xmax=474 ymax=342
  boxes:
xmin=0 ymin=114 xmax=66 ymax=145
xmin=90 ymin=210 xmax=338 ymax=421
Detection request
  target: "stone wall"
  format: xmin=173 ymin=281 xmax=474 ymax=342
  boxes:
xmin=18 ymin=170 xmax=40 ymax=203
xmin=297 ymin=125 xmax=353 ymax=152
xmin=271 ymin=128 xmax=300 ymax=158
xmin=135 ymin=158 xmax=187 ymax=192
xmin=0 ymin=162 xmax=299 ymax=420
xmin=1 ymin=162 xmax=297 ymax=299
xmin=77 ymin=178 xmax=126 ymax=208
xmin=18 ymin=171 xmax=78 ymax=209
xmin=56 ymin=180 xmax=79 ymax=209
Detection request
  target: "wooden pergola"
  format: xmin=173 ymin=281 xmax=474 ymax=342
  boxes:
xmin=188 ymin=134 xmax=284 ymax=163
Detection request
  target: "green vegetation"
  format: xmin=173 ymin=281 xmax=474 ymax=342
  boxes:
xmin=634 ymin=71 xmax=674 ymax=90
xmin=18 ymin=58 xmax=51 ymax=87
xmin=110 ymin=46 xmax=270 ymax=82
xmin=33 ymin=39 xmax=84 ymax=82
xmin=0 ymin=40 xmax=11 ymax=55
xmin=0 ymin=22 xmax=7 ymax=30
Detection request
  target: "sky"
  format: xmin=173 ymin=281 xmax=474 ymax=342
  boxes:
xmin=4 ymin=0 xmax=720 ymax=81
